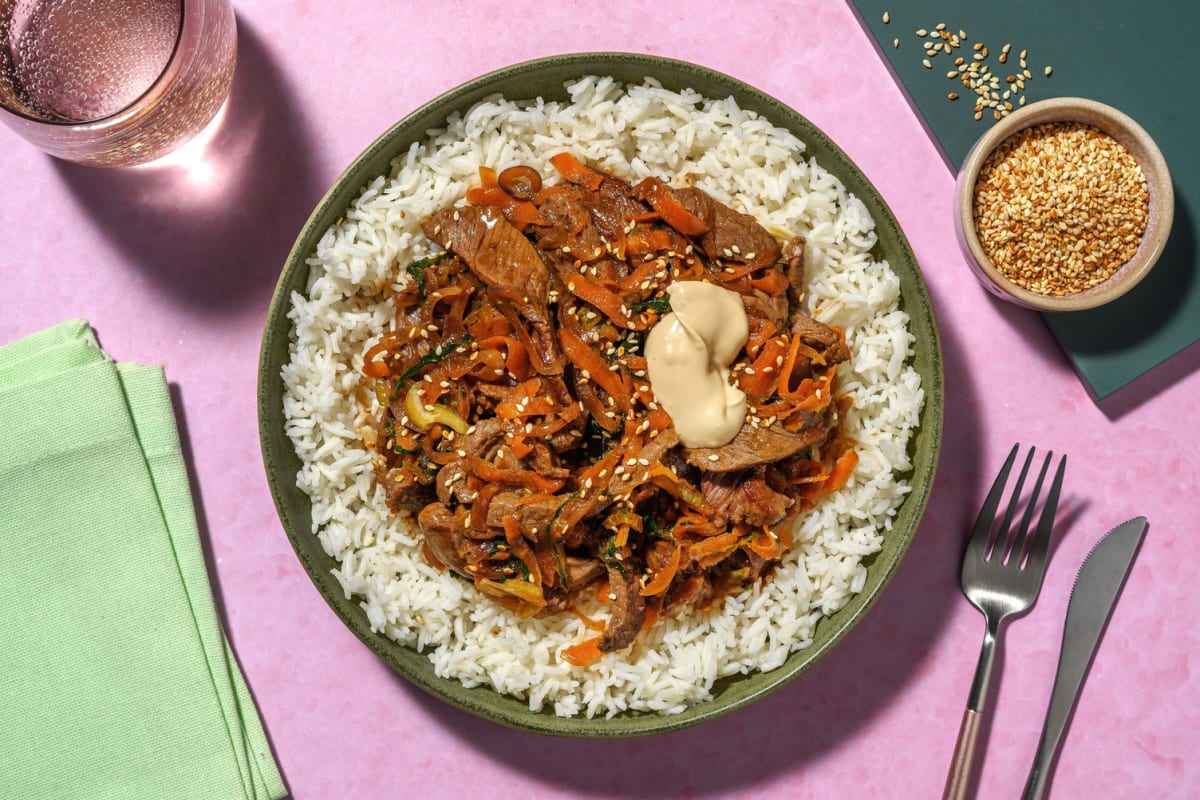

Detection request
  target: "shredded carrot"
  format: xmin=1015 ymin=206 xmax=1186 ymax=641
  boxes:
xmin=689 ymin=531 xmax=742 ymax=568
xmin=549 ymin=152 xmax=606 ymax=190
xmin=742 ymin=529 xmax=782 ymax=561
xmin=558 ymin=324 xmax=632 ymax=411
xmin=750 ymin=268 xmax=789 ymax=296
xmin=561 ymin=272 xmax=636 ymax=328
xmin=569 ymin=605 xmax=605 ymax=632
xmin=466 ymin=185 xmax=546 ymax=231
xmin=825 ymin=449 xmax=858 ymax=494
xmin=563 ymin=636 xmax=605 ymax=667
xmin=640 ymin=545 xmax=682 ymax=596
xmin=469 ymin=458 xmax=566 ymax=493
xmin=503 ymin=517 xmax=542 ymax=586
xmin=637 ymin=177 xmax=709 ymax=236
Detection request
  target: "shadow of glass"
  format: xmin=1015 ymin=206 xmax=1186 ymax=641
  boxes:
xmin=377 ymin=277 xmax=980 ymax=798
xmin=49 ymin=19 xmax=322 ymax=314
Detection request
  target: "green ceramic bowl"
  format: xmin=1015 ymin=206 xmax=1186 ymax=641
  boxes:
xmin=258 ymin=52 xmax=943 ymax=737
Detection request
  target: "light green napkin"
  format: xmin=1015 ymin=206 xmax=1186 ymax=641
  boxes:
xmin=0 ymin=320 xmax=286 ymax=800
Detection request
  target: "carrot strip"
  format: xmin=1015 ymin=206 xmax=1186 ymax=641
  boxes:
xmin=824 ymin=449 xmax=858 ymax=494
xmin=503 ymin=517 xmax=542 ymax=587
xmin=558 ymin=325 xmax=632 ymax=412
xmin=688 ymin=531 xmax=742 ymax=568
xmin=469 ymin=458 xmax=566 ymax=493
xmin=466 ymin=185 xmax=546 ymax=231
xmin=640 ymin=545 xmax=682 ymax=597
xmin=563 ymin=636 xmax=605 ymax=667
xmin=562 ymin=273 xmax=636 ymax=327
xmin=637 ymin=177 xmax=709 ymax=236
xmin=749 ymin=268 xmax=789 ymax=296
xmin=549 ymin=152 xmax=605 ymax=191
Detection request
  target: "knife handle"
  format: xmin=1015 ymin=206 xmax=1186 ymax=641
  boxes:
xmin=943 ymin=708 xmax=982 ymax=800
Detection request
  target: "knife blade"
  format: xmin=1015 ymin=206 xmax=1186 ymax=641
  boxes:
xmin=1021 ymin=516 xmax=1148 ymax=800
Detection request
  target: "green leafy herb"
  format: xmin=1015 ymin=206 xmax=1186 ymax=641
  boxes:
xmin=403 ymin=252 xmax=448 ymax=298
xmin=392 ymin=442 xmax=418 ymax=455
xmin=631 ymin=295 xmax=671 ymax=314
xmin=392 ymin=334 xmax=475 ymax=395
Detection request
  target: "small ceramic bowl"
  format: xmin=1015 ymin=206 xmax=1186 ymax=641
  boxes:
xmin=953 ymin=97 xmax=1173 ymax=312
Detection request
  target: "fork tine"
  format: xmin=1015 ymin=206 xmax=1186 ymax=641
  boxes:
xmin=1023 ymin=454 xmax=1066 ymax=573
xmin=965 ymin=444 xmax=1019 ymax=561
xmin=1007 ymin=451 xmax=1052 ymax=565
xmin=995 ymin=447 xmax=1036 ymax=562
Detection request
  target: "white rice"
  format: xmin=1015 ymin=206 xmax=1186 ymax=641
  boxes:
xmin=282 ymin=76 xmax=924 ymax=717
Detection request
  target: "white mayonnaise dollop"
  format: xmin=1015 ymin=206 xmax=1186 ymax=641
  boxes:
xmin=644 ymin=281 xmax=748 ymax=448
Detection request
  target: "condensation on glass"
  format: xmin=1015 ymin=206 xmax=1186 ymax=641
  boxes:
xmin=0 ymin=0 xmax=236 ymax=166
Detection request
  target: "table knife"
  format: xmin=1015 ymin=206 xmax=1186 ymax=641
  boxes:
xmin=1021 ymin=516 xmax=1148 ymax=800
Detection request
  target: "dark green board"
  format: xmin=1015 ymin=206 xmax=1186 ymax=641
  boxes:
xmin=850 ymin=0 xmax=1198 ymax=398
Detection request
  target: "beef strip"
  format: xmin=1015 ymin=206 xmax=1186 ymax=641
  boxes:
xmin=380 ymin=465 xmax=432 ymax=513
xmin=781 ymin=235 xmax=806 ymax=314
xmin=700 ymin=469 xmax=794 ymax=528
xmin=598 ymin=555 xmax=646 ymax=653
xmin=417 ymin=502 xmax=471 ymax=577
xmin=791 ymin=312 xmax=850 ymax=366
xmin=673 ymin=187 xmax=781 ymax=270
xmin=485 ymin=491 xmax=564 ymax=533
xmin=742 ymin=289 xmax=788 ymax=331
xmin=683 ymin=423 xmax=814 ymax=473
xmin=565 ymin=556 xmax=606 ymax=587
xmin=529 ymin=184 xmax=607 ymax=257
xmin=423 ymin=206 xmax=563 ymax=374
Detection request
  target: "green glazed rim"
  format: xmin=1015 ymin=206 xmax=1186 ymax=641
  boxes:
xmin=258 ymin=52 xmax=944 ymax=737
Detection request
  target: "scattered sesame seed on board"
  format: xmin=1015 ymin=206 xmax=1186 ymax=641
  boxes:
xmin=883 ymin=10 xmax=890 ymax=23
xmin=909 ymin=22 xmax=1053 ymax=121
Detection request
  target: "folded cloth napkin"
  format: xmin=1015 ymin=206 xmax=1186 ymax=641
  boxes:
xmin=0 ymin=320 xmax=286 ymax=800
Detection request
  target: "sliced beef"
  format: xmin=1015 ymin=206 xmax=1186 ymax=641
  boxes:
xmin=791 ymin=313 xmax=850 ymax=366
xmin=416 ymin=502 xmax=471 ymax=577
xmin=485 ymin=491 xmax=564 ymax=533
xmin=742 ymin=288 xmax=788 ymax=330
xmin=424 ymin=206 xmax=550 ymax=302
xmin=673 ymin=187 xmax=781 ymax=270
xmin=781 ymin=235 xmax=806 ymax=313
xmin=380 ymin=465 xmax=432 ymax=514
xmin=587 ymin=175 xmax=646 ymax=243
xmin=423 ymin=206 xmax=563 ymax=374
xmin=683 ymin=423 xmax=813 ymax=473
xmin=564 ymin=556 xmax=606 ymax=588
xmin=598 ymin=556 xmax=646 ymax=653
xmin=530 ymin=184 xmax=607 ymax=257
xmin=701 ymin=469 xmax=794 ymax=528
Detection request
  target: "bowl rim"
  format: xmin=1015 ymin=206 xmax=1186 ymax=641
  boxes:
xmin=257 ymin=51 xmax=944 ymax=737
xmin=953 ymin=96 xmax=1174 ymax=312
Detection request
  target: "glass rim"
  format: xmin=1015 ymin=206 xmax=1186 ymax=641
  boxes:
xmin=0 ymin=0 xmax=187 ymax=128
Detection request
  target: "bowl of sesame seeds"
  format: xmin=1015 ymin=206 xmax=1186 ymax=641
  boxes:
xmin=953 ymin=96 xmax=1173 ymax=311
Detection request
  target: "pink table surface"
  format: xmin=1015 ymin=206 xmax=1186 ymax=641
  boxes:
xmin=3 ymin=2 xmax=1198 ymax=798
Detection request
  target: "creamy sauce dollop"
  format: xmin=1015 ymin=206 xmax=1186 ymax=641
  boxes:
xmin=644 ymin=281 xmax=749 ymax=448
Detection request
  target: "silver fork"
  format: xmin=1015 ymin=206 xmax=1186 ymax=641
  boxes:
xmin=943 ymin=444 xmax=1067 ymax=800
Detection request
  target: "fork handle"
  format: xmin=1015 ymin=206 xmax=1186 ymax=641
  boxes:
xmin=944 ymin=622 xmax=1000 ymax=799
xmin=944 ymin=709 xmax=983 ymax=800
